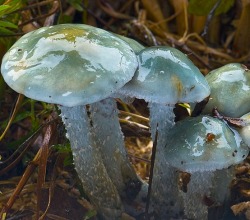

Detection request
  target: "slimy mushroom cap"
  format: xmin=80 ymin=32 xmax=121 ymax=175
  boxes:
xmin=1 ymin=24 xmax=138 ymax=107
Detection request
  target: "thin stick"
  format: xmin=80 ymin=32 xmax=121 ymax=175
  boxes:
xmin=145 ymin=127 xmax=158 ymax=216
xmin=119 ymin=110 xmax=149 ymax=122
xmin=202 ymin=0 xmax=222 ymax=37
xmin=0 ymin=94 xmax=24 ymax=141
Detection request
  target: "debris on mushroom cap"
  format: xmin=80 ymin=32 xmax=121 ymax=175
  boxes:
xmin=1 ymin=24 xmax=138 ymax=107
xmin=203 ymin=63 xmax=250 ymax=117
xmin=164 ymin=116 xmax=249 ymax=173
xmin=120 ymin=46 xmax=210 ymax=104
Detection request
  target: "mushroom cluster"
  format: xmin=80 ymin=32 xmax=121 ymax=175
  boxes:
xmin=118 ymin=46 xmax=210 ymax=217
xmin=1 ymin=24 xmax=141 ymax=219
xmin=201 ymin=62 xmax=250 ymax=152
xmin=1 ymin=23 xmax=249 ymax=220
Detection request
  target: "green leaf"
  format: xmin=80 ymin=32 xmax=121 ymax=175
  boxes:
xmin=67 ymin=0 xmax=83 ymax=11
xmin=188 ymin=0 xmax=235 ymax=16
xmin=84 ymin=209 xmax=97 ymax=220
xmin=0 ymin=75 xmax=5 ymax=100
xmin=0 ymin=0 xmax=25 ymax=17
xmin=0 ymin=20 xmax=18 ymax=29
xmin=0 ymin=26 xmax=15 ymax=34
xmin=0 ymin=5 xmax=10 ymax=12
xmin=0 ymin=5 xmax=10 ymax=16
xmin=52 ymin=144 xmax=73 ymax=166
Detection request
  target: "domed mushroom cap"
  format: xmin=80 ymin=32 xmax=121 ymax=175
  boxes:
xmin=114 ymin=34 xmax=145 ymax=54
xmin=1 ymin=24 xmax=138 ymax=107
xmin=203 ymin=63 xmax=250 ymax=117
xmin=120 ymin=46 xmax=210 ymax=104
xmin=164 ymin=116 xmax=249 ymax=173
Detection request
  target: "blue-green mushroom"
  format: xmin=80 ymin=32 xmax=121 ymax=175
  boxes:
xmin=203 ymin=63 xmax=250 ymax=117
xmin=119 ymin=46 xmax=210 ymax=217
xmin=164 ymin=116 xmax=249 ymax=219
xmin=1 ymin=24 xmax=139 ymax=219
xmin=115 ymin=34 xmax=145 ymax=54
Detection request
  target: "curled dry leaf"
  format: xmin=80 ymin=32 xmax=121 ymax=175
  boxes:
xmin=231 ymin=201 xmax=250 ymax=219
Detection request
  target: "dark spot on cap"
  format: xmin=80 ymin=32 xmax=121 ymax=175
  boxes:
xmin=232 ymin=150 xmax=238 ymax=157
xmin=190 ymin=85 xmax=195 ymax=91
xmin=17 ymin=48 xmax=22 ymax=52
xmin=206 ymin=133 xmax=215 ymax=142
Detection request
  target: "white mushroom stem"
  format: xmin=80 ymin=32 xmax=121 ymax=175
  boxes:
xmin=210 ymin=167 xmax=235 ymax=219
xmin=212 ymin=168 xmax=234 ymax=205
xmin=181 ymin=168 xmax=235 ymax=219
xmin=149 ymin=103 xmax=184 ymax=218
xmin=89 ymin=98 xmax=143 ymax=195
xmin=89 ymin=98 xmax=148 ymax=215
xmin=59 ymin=105 xmax=123 ymax=219
xmin=181 ymin=171 xmax=213 ymax=219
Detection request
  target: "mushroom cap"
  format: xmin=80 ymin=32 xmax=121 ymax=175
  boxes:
xmin=119 ymin=46 xmax=210 ymax=104
xmin=203 ymin=63 xmax=250 ymax=117
xmin=114 ymin=34 xmax=145 ymax=54
xmin=1 ymin=24 xmax=138 ymax=107
xmin=164 ymin=116 xmax=249 ymax=173
xmin=239 ymin=112 xmax=250 ymax=147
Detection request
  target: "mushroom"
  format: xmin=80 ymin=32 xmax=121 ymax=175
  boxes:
xmin=164 ymin=115 xmax=249 ymax=219
xmin=118 ymin=46 xmax=210 ymax=216
xmin=203 ymin=63 xmax=250 ymax=117
xmin=1 ymin=24 xmax=139 ymax=218
xmin=213 ymin=110 xmax=250 ymax=148
xmin=238 ymin=112 xmax=250 ymax=147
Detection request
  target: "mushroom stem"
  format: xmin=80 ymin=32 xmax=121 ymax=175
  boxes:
xmin=149 ymin=104 xmax=184 ymax=217
xmin=89 ymin=98 xmax=143 ymax=195
xmin=181 ymin=171 xmax=213 ymax=219
xmin=180 ymin=169 xmax=234 ymax=219
xmin=212 ymin=167 xmax=235 ymax=208
xmin=59 ymin=105 xmax=123 ymax=219
xmin=89 ymin=98 xmax=147 ymax=214
xmin=149 ymin=103 xmax=175 ymax=140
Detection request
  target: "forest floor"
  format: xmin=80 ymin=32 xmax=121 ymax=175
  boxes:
xmin=0 ymin=0 xmax=250 ymax=219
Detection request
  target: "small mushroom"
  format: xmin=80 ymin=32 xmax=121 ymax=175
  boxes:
xmin=238 ymin=112 xmax=250 ymax=147
xmin=1 ymin=24 xmax=139 ymax=218
xmin=164 ymin=115 xmax=249 ymax=219
xmin=203 ymin=63 xmax=250 ymax=117
xmin=217 ymin=110 xmax=250 ymax=148
xmin=119 ymin=46 xmax=210 ymax=217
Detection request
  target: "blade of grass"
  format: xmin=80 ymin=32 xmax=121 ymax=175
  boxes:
xmin=0 ymin=94 xmax=24 ymax=141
